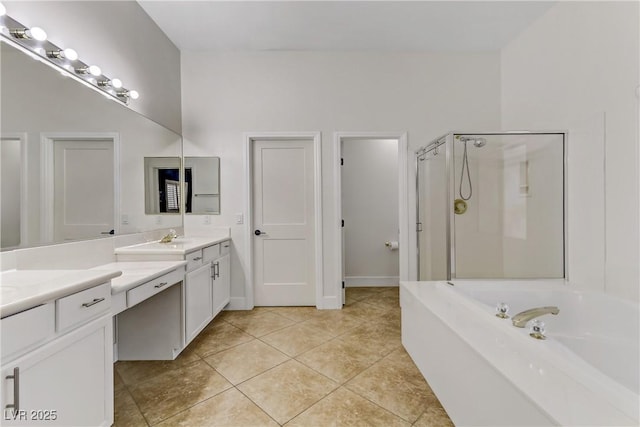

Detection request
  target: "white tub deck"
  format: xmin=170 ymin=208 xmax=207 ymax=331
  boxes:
xmin=401 ymin=280 xmax=639 ymax=427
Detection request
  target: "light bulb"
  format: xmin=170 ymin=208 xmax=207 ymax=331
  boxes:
xmin=27 ymin=27 xmax=47 ymax=41
xmin=0 ymin=3 xmax=6 ymax=17
xmin=63 ymin=48 xmax=78 ymax=61
xmin=111 ymin=78 xmax=123 ymax=89
xmin=128 ymin=90 xmax=139 ymax=100
xmin=88 ymin=65 xmax=101 ymax=76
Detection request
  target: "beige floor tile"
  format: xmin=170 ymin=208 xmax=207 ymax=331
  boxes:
xmin=302 ymin=311 xmax=363 ymax=337
xmin=413 ymin=407 xmax=455 ymax=427
xmin=155 ymin=388 xmax=278 ymax=427
xmin=128 ymin=360 xmax=232 ymax=425
xmin=115 ymin=347 xmax=201 ymax=386
xmin=237 ymin=359 xmax=338 ymax=425
xmin=114 ymin=368 xmax=126 ymax=392
xmin=114 ymin=388 xmax=148 ymax=427
xmin=360 ymin=290 xmax=400 ymax=309
xmin=268 ymin=306 xmax=323 ymax=322
xmin=345 ymin=287 xmax=380 ymax=301
xmin=345 ymin=350 xmax=439 ymax=423
xmin=296 ymin=337 xmax=382 ymax=383
xmin=286 ymin=387 xmax=410 ymax=427
xmin=188 ymin=320 xmax=254 ymax=358
xmin=204 ymin=339 xmax=289 ymax=385
xmin=216 ymin=307 xmax=274 ymax=323
xmin=339 ymin=323 xmax=402 ymax=357
xmin=227 ymin=311 xmax=296 ymax=337
xmin=260 ymin=322 xmax=334 ymax=356
xmin=342 ymin=301 xmax=392 ymax=321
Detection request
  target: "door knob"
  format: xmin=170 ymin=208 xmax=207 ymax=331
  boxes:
xmin=101 ymin=229 xmax=114 ymax=235
xmin=254 ymin=230 xmax=266 ymax=236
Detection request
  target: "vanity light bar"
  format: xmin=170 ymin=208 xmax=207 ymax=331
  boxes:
xmin=0 ymin=6 xmax=139 ymax=105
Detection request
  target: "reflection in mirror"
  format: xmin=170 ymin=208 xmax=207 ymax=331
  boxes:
xmin=1 ymin=136 xmax=24 ymax=249
xmin=185 ymin=157 xmax=220 ymax=215
xmin=0 ymin=41 xmax=183 ymax=250
xmin=144 ymin=157 xmax=182 ymax=214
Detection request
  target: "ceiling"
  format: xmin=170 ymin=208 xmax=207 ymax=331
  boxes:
xmin=138 ymin=1 xmax=555 ymax=52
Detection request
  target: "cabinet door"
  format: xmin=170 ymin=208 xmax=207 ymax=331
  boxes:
xmin=1 ymin=316 xmax=113 ymax=426
xmin=185 ymin=263 xmax=214 ymax=344
xmin=213 ymin=254 xmax=231 ymax=316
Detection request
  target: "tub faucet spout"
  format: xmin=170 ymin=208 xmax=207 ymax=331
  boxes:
xmin=511 ymin=306 xmax=559 ymax=328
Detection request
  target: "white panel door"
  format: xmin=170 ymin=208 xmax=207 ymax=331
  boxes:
xmin=253 ymin=139 xmax=316 ymax=306
xmin=53 ymin=139 xmax=114 ymax=241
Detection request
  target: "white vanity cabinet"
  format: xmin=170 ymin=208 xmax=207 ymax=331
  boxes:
xmin=184 ymin=240 xmax=231 ymax=345
xmin=212 ymin=243 xmax=231 ymax=315
xmin=185 ymin=259 xmax=214 ymax=343
xmin=1 ymin=285 xmax=113 ymax=426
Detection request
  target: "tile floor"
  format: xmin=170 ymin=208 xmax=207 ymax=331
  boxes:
xmin=114 ymin=287 xmax=454 ymax=426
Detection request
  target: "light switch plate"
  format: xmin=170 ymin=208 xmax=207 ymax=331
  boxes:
xmin=203 ymin=215 xmax=211 ymax=225
xmin=235 ymin=213 xmax=244 ymax=225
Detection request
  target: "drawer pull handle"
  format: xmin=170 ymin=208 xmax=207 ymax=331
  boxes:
xmin=82 ymin=297 xmax=105 ymax=308
xmin=154 ymin=282 xmax=168 ymax=289
xmin=5 ymin=367 xmax=19 ymax=412
xmin=192 ymin=256 xmax=203 ymax=261
xmin=223 ymin=244 xmax=229 ymax=248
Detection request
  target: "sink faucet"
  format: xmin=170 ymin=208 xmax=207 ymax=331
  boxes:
xmin=159 ymin=229 xmax=178 ymax=243
xmin=511 ymin=306 xmax=559 ymax=328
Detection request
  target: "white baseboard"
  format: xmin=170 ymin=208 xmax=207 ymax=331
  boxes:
xmin=345 ymin=276 xmax=399 ymax=287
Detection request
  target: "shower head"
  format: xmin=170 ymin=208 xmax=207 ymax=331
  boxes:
xmin=458 ymin=136 xmax=487 ymax=148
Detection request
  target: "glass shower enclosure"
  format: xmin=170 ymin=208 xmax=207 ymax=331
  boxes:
xmin=417 ymin=132 xmax=566 ymax=280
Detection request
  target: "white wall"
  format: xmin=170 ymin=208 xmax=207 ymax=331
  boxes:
xmin=181 ymin=51 xmax=502 ymax=308
xmin=341 ymin=139 xmax=399 ymax=285
xmin=501 ymin=1 xmax=640 ymax=301
xmin=4 ymin=0 xmax=182 ymax=133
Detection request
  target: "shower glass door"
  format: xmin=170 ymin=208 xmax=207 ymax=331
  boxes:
xmin=451 ymin=133 xmax=565 ymax=278
xmin=417 ymin=139 xmax=450 ymax=280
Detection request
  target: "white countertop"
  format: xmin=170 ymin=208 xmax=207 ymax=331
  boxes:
xmin=114 ymin=236 xmax=229 ymax=256
xmin=0 ymin=269 xmax=122 ymax=318
xmin=91 ymin=261 xmax=187 ymax=294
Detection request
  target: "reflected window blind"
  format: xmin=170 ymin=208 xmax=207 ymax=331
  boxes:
xmin=166 ymin=180 xmax=180 ymax=211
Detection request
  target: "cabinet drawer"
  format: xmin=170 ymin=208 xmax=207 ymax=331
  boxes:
xmin=186 ymin=249 xmax=204 ymax=272
xmin=56 ymin=283 xmax=111 ymax=332
xmin=127 ymin=268 xmax=184 ymax=308
xmin=1 ymin=303 xmax=55 ymax=360
xmin=202 ymin=244 xmax=220 ymax=263
xmin=220 ymin=240 xmax=231 ymax=256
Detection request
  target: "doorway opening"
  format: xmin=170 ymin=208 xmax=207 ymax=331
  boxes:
xmin=334 ymin=132 xmax=409 ymax=306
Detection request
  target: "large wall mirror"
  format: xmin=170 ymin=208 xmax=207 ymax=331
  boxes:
xmin=0 ymin=41 xmax=183 ymax=250
xmin=185 ymin=157 xmax=220 ymax=215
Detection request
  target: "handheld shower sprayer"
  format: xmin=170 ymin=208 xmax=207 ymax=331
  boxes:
xmin=454 ymin=135 xmax=487 ymax=205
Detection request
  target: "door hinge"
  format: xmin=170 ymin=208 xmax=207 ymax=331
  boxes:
xmin=342 ymin=281 xmax=345 ymax=289
xmin=340 ymin=158 xmax=343 ymax=166
xmin=417 ymin=222 xmax=423 ymax=232
xmin=341 ymin=219 xmax=344 ymax=227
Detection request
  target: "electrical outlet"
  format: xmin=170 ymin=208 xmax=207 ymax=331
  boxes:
xmin=203 ymin=215 xmax=211 ymax=225
xmin=121 ymin=214 xmax=129 ymax=225
xmin=235 ymin=213 xmax=244 ymax=225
